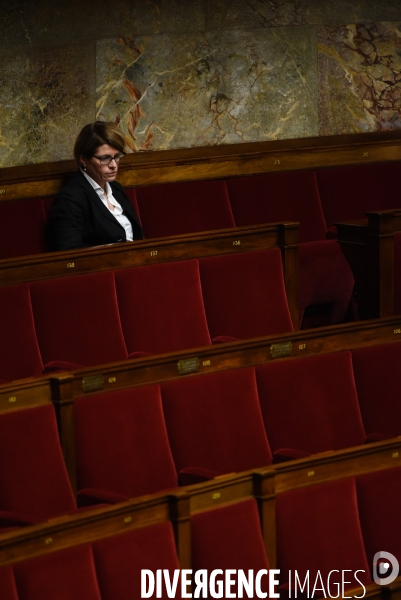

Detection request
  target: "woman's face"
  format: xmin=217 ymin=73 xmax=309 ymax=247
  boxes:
xmin=81 ymin=144 xmax=121 ymax=189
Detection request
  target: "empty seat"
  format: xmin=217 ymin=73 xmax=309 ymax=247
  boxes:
xmin=0 ymin=566 xmax=18 ymax=600
xmin=93 ymin=522 xmax=181 ymax=600
xmin=351 ymin=342 xmax=401 ymax=439
xmin=226 ymin=171 xmax=354 ymax=326
xmin=255 ymin=351 xmax=366 ymax=461
xmin=135 ymin=179 xmax=235 ymax=238
xmin=316 ymin=162 xmax=401 ymax=230
xmin=0 ymin=198 xmax=50 ymax=259
xmin=276 ymin=478 xmax=371 ymax=597
xmin=227 ymin=170 xmax=327 ymax=243
xmin=191 ymin=499 xmax=270 ymax=596
xmin=161 ymin=368 xmax=272 ymax=484
xmin=199 ymin=249 xmax=293 ymax=341
xmin=394 ymin=232 xmax=401 ymax=314
xmin=298 ymin=239 xmax=355 ymax=326
xmin=0 ymin=404 xmax=76 ymax=523
xmin=356 ymin=466 xmax=401 ymax=570
xmin=0 ymin=284 xmax=44 ymax=382
xmin=13 ymin=544 xmax=102 ymax=600
xmin=74 ymin=386 xmax=178 ymax=503
xmin=115 ymin=260 xmax=211 ymax=355
xmin=30 ymin=271 xmax=127 ymax=370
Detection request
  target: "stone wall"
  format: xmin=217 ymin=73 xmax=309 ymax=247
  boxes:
xmin=1 ymin=0 xmax=401 ymax=167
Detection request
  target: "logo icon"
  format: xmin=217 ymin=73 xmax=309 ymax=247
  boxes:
xmin=373 ymin=551 xmax=399 ymax=585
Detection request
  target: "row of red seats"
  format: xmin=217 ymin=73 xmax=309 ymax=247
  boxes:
xmin=0 ymin=466 xmax=399 ymax=599
xmin=1 ymin=340 xmax=399 ymax=524
xmin=74 ymin=342 xmax=401 ymax=500
xmin=7 ymin=165 xmax=388 ymax=325
xmin=4 ymin=162 xmax=400 ymax=257
xmin=4 ymin=162 xmax=400 ymax=326
xmin=0 ymin=249 xmax=293 ymax=383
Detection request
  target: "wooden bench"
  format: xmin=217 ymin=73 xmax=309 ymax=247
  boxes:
xmin=0 ymin=451 xmax=397 ymax=599
xmin=0 ymin=223 xmax=299 ymax=330
xmin=2 ymin=131 xmax=401 ymax=328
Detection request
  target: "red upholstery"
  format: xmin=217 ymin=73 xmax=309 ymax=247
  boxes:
xmin=352 ymin=342 xmax=401 ymax=438
xmin=74 ymin=386 xmax=178 ymax=501
xmin=115 ymin=261 xmax=211 ymax=355
xmin=0 ymin=284 xmax=44 ymax=381
xmin=255 ymin=352 xmax=366 ymax=459
xmin=135 ymin=180 xmax=235 ymax=238
xmin=191 ymin=499 xmax=270 ymax=595
xmin=226 ymin=172 xmax=354 ymax=327
xmin=122 ymin=187 xmax=141 ymax=225
xmin=356 ymin=466 xmax=401 ymax=568
xmin=13 ymin=544 xmax=102 ymax=600
xmin=226 ymin=170 xmax=327 ymax=243
xmin=0 ymin=404 xmax=76 ymax=521
xmin=93 ymin=522 xmax=181 ymax=600
xmin=0 ymin=198 xmax=49 ymax=259
xmin=161 ymin=368 xmax=272 ymax=482
xmin=199 ymin=249 xmax=293 ymax=340
xmin=0 ymin=567 xmax=19 ymax=600
xmin=30 ymin=272 xmax=127 ymax=368
xmin=316 ymin=162 xmax=401 ymax=230
xmin=276 ymin=478 xmax=371 ymax=597
xmin=394 ymin=232 xmax=401 ymax=315
xmin=299 ymin=240 xmax=354 ymax=325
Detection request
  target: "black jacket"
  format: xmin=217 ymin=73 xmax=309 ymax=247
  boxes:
xmin=50 ymin=171 xmax=143 ymax=251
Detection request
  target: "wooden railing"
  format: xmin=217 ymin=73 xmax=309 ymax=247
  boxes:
xmin=2 ymin=130 xmax=401 ymax=201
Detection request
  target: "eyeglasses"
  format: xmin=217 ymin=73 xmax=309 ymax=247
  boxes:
xmin=92 ymin=152 xmax=125 ymax=165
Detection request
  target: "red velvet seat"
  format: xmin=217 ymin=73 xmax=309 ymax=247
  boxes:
xmin=0 ymin=284 xmax=44 ymax=381
xmin=255 ymin=351 xmax=366 ymax=461
xmin=0 ymin=567 xmax=19 ymax=600
xmin=93 ymin=522 xmax=182 ymax=600
xmin=161 ymin=368 xmax=272 ymax=484
xmin=134 ymin=179 xmax=235 ymax=238
xmin=191 ymin=499 xmax=270 ymax=596
xmin=13 ymin=544 xmax=102 ymax=600
xmin=121 ymin=186 xmax=141 ymax=224
xmin=276 ymin=478 xmax=371 ymax=597
xmin=226 ymin=171 xmax=354 ymax=326
xmin=115 ymin=260 xmax=211 ymax=355
xmin=356 ymin=466 xmax=401 ymax=571
xmin=227 ymin=171 xmax=326 ymax=243
xmin=298 ymin=240 xmax=354 ymax=326
xmin=351 ymin=342 xmax=401 ymax=439
xmin=316 ymin=161 xmax=401 ymax=230
xmin=198 ymin=249 xmax=293 ymax=341
xmin=29 ymin=271 xmax=128 ymax=370
xmin=0 ymin=198 xmax=50 ymax=259
xmin=74 ymin=386 xmax=178 ymax=503
xmin=394 ymin=232 xmax=401 ymax=314
xmin=0 ymin=404 xmax=76 ymax=524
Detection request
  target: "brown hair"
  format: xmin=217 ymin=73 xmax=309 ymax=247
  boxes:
xmin=73 ymin=121 xmax=127 ymax=166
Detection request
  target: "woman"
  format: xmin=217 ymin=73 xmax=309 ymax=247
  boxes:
xmin=50 ymin=121 xmax=143 ymax=250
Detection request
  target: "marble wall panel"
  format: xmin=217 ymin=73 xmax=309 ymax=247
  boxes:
xmin=0 ymin=43 xmax=95 ymax=167
xmin=318 ymin=21 xmax=401 ymax=135
xmin=96 ymin=26 xmax=318 ymax=152
xmin=304 ymin=1 xmax=401 ymax=26
xmin=0 ymin=0 xmax=205 ymax=48
xmin=206 ymin=0 xmax=307 ymax=30
xmin=2 ymin=1 xmax=401 ymax=167
xmin=206 ymin=0 xmax=401 ymax=31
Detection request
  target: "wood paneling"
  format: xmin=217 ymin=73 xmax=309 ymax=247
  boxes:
xmin=1 ymin=130 xmax=401 ymax=201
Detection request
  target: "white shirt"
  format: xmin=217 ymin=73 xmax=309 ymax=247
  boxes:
xmin=81 ymin=169 xmax=134 ymax=242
